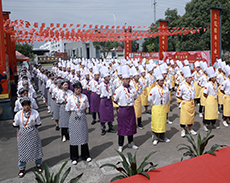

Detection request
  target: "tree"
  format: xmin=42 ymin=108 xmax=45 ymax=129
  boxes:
xmin=15 ymin=42 xmax=35 ymax=60
xmin=93 ymin=41 xmax=122 ymax=58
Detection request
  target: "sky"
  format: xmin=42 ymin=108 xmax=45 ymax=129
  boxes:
xmin=2 ymin=0 xmax=191 ymax=48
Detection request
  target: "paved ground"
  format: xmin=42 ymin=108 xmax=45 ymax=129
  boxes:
xmin=1 ymin=69 xmax=230 ymax=182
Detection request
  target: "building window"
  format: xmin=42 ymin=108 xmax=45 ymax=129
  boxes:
xmin=77 ymin=48 xmax=79 ymax=57
xmin=80 ymin=48 xmax=82 ymax=57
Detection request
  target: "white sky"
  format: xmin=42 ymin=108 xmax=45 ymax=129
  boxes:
xmin=3 ymin=0 xmax=191 ymax=47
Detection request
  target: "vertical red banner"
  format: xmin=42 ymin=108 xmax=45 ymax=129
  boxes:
xmin=3 ymin=12 xmax=15 ymax=83
xmin=211 ymin=8 xmax=221 ymax=66
xmin=125 ymin=39 xmax=131 ymax=59
xmin=0 ymin=4 xmax=10 ymax=98
xmin=159 ymin=21 xmax=168 ymax=60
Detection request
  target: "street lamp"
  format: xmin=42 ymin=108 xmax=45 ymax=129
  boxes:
xmin=111 ymin=13 xmax=116 ymax=58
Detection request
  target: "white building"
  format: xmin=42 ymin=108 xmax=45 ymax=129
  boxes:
xmin=39 ymin=40 xmax=73 ymax=54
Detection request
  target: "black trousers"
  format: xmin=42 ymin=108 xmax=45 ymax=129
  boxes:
xmin=199 ymin=105 xmax=203 ymax=113
xmin=203 ymin=107 xmax=216 ymax=125
xmin=61 ymin=128 xmax=69 ymax=139
xmin=70 ymin=144 xmax=90 ymax=161
xmin=92 ymin=112 xmax=100 ymax=121
xmin=195 ymin=98 xmax=200 ymax=105
xmin=118 ymin=135 xmax=133 ymax=146
xmin=137 ymin=117 xmax=142 ymax=126
xmin=180 ymin=124 xmax=192 ymax=128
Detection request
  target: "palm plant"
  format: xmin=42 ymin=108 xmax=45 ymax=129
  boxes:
xmin=177 ymin=129 xmax=225 ymax=160
xmin=34 ymin=160 xmax=83 ymax=183
xmin=100 ymin=150 xmax=157 ymax=182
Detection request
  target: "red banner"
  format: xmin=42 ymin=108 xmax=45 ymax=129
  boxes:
xmin=124 ymin=40 xmax=131 ymax=59
xmin=159 ymin=21 xmax=168 ymax=60
xmin=211 ymin=8 xmax=221 ymax=66
xmin=129 ymin=52 xmax=159 ymax=64
xmin=163 ymin=51 xmax=210 ymax=70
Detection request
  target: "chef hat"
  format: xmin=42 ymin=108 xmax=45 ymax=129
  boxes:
xmin=117 ymin=66 xmax=122 ymax=75
xmin=84 ymin=68 xmax=90 ymax=76
xmin=226 ymin=66 xmax=230 ymax=77
xmin=153 ymin=63 xmax=157 ymax=68
xmin=222 ymin=65 xmax=228 ymax=74
xmin=159 ymin=60 xmax=164 ymax=65
xmin=170 ymin=60 xmax=174 ymax=65
xmin=122 ymin=65 xmax=130 ymax=78
xmin=184 ymin=60 xmax=189 ymax=66
xmin=206 ymin=67 xmax=216 ymax=79
xmin=75 ymin=65 xmax=81 ymax=72
xmin=166 ymin=59 xmax=170 ymax=64
xmin=154 ymin=67 xmax=163 ymax=80
xmin=22 ymin=80 xmax=29 ymax=85
xmin=147 ymin=64 xmax=154 ymax=72
xmin=160 ymin=63 xmax=167 ymax=74
xmin=101 ymin=67 xmax=109 ymax=78
xmin=71 ymin=63 xmax=75 ymax=70
xmin=183 ymin=66 xmax=192 ymax=78
xmin=130 ymin=67 xmax=139 ymax=77
xmin=67 ymin=61 xmax=71 ymax=68
xmin=18 ymin=87 xmax=28 ymax=95
xmin=195 ymin=61 xmax=200 ymax=68
xmin=58 ymin=62 xmax=62 ymax=67
xmin=221 ymin=62 xmax=226 ymax=70
xmin=20 ymin=97 xmax=31 ymax=105
xmin=93 ymin=66 xmax=100 ymax=75
xmin=56 ymin=79 xmax=63 ymax=83
xmin=139 ymin=65 xmax=145 ymax=73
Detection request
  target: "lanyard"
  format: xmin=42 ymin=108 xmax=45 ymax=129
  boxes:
xmin=211 ymin=82 xmax=217 ymax=91
xmin=104 ymin=82 xmax=110 ymax=93
xmin=157 ymin=85 xmax=163 ymax=98
xmin=62 ymin=90 xmax=68 ymax=101
xmin=94 ymin=79 xmax=99 ymax=88
xmin=185 ymin=82 xmax=193 ymax=93
xmin=122 ymin=85 xmax=130 ymax=98
xmin=22 ymin=110 xmax=32 ymax=127
xmin=141 ymin=77 xmax=145 ymax=85
xmin=73 ymin=94 xmax=82 ymax=109
xmin=133 ymin=80 xmax=139 ymax=90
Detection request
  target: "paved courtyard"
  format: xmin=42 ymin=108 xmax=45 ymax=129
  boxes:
xmin=1 ymin=88 xmax=230 ymax=183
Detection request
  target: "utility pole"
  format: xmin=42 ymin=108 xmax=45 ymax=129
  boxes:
xmin=151 ymin=0 xmax=157 ymax=23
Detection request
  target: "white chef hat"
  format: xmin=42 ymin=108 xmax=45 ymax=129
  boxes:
xmin=58 ymin=62 xmax=62 ymax=67
xmin=117 ymin=66 xmax=122 ymax=75
xmin=160 ymin=63 xmax=167 ymax=74
xmin=221 ymin=62 xmax=226 ymax=70
xmin=166 ymin=59 xmax=170 ymax=64
xmin=75 ymin=65 xmax=81 ymax=72
xmin=194 ymin=61 xmax=200 ymax=68
xmin=132 ymin=67 xmax=139 ymax=77
xmin=183 ymin=66 xmax=192 ymax=78
xmin=170 ymin=60 xmax=174 ymax=65
xmin=71 ymin=63 xmax=75 ymax=70
xmin=154 ymin=67 xmax=163 ymax=80
xmin=139 ymin=65 xmax=145 ymax=73
xmin=101 ymin=66 xmax=109 ymax=78
xmin=93 ymin=66 xmax=100 ymax=75
xmin=226 ymin=66 xmax=230 ymax=77
xmin=122 ymin=65 xmax=130 ymax=78
xmin=206 ymin=67 xmax=216 ymax=79
xmin=184 ymin=60 xmax=189 ymax=66
xmin=159 ymin=60 xmax=164 ymax=65
xmin=84 ymin=68 xmax=90 ymax=76
xmin=147 ymin=64 xmax=154 ymax=72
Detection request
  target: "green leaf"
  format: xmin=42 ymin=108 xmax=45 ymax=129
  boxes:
xmin=44 ymin=163 xmax=50 ymax=181
xmin=49 ymin=173 xmax=54 ymax=182
xmin=115 ymin=150 xmax=131 ymax=176
xmin=110 ymin=175 xmax=127 ymax=182
xmin=184 ymin=135 xmax=197 ymax=155
xmin=137 ymin=151 xmax=156 ymax=174
xmin=147 ymin=164 xmax=158 ymax=171
xmin=54 ymin=160 xmax=69 ymax=182
xmin=197 ymin=133 xmax=202 ymax=156
xmin=130 ymin=162 xmax=137 ymax=175
xmin=70 ymin=173 xmax=83 ymax=183
xmin=34 ymin=172 xmax=44 ymax=183
xmin=34 ymin=167 xmax=45 ymax=182
xmin=127 ymin=152 xmax=133 ymax=165
xmin=100 ymin=163 xmax=117 ymax=169
xmin=139 ymin=172 xmax=150 ymax=179
xmin=60 ymin=167 xmax=71 ymax=183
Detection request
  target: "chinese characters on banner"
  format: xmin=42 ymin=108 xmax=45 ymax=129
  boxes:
xmin=124 ymin=39 xmax=131 ymax=59
xmin=159 ymin=21 xmax=168 ymax=60
xmin=211 ymin=8 xmax=221 ymax=66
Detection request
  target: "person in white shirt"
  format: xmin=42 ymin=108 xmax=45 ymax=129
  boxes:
xmin=46 ymin=73 xmax=53 ymax=113
xmin=81 ymin=69 xmax=91 ymax=114
xmin=13 ymin=97 xmax=43 ymax=178
xmin=148 ymin=67 xmax=170 ymax=146
xmin=65 ymin=81 xmax=92 ymax=165
xmin=56 ymin=80 xmax=73 ymax=142
xmin=176 ymin=66 xmax=197 ymax=137
xmin=220 ymin=66 xmax=230 ymax=127
xmin=113 ymin=65 xmax=138 ymax=152
xmin=88 ymin=67 xmax=101 ymax=125
xmin=97 ymin=67 xmax=116 ymax=136
xmin=203 ymin=67 xmax=219 ymax=131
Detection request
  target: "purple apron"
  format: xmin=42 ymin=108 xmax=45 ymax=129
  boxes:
xmin=99 ymin=98 xmax=114 ymax=123
xmin=90 ymin=92 xmax=100 ymax=113
xmin=82 ymin=89 xmax=91 ymax=104
xmin=117 ymin=106 xmax=136 ymax=136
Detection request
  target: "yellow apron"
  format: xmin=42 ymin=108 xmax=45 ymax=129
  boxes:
xmin=217 ymin=86 xmax=224 ymax=105
xmin=134 ymin=95 xmax=142 ymax=118
xmin=205 ymin=95 xmax=218 ymax=120
xmin=166 ymin=91 xmax=171 ymax=113
xmin=177 ymin=85 xmax=182 ymax=103
xmin=194 ymin=82 xmax=202 ymax=99
xmin=151 ymin=105 xmax=167 ymax=133
xmin=223 ymin=95 xmax=230 ymax=117
xmin=171 ymin=75 xmax=175 ymax=88
xmin=112 ymin=97 xmax=119 ymax=107
xmin=141 ymin=88 xmax=148 ymax=106
xmin=200 ymin=88 xmax=206 ymax=106
xmin=180 ymin=100 xmax=195 ymax=125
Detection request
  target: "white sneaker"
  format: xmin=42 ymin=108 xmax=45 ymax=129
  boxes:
xmin=62 ymin=136 xmax=66 ymax=142
xmin=203 ymin=125 xmax=209 ymax=132
xmin=86 ymin=157 xmax=92 ymax=162
xmin=128 ymin=142 xmax=138 ymax=150
xmin=43 ymin=99 xmax=46 ymax=103
xmin=189 ymin=129 xmax=197 ymax=136
xmin=153 ymin=140 xmax=158 ymax=146
xmin=167 ymin=119 xmax=172 ymax=124
xmin=72 ymin=160 xmax=77 ymax=165
xmin=47 ymin=110 xmax=51 ymax=114
xmin=181 ymin=130 xmax=185 ymax=137
xmin=118 ymin=146 xmax=123 ymax=152
xmin=218 ymin=111 xmax=220 ymax=114
xmin=223 ymin=121 xmax=229 ymax=127
xmin=199 ymin=113 xmax=203 ymax=118
xmin=164 ymin=137 xmax=170 ymax=143
xmin=197 ymin=103 xmax=200 ymax=106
